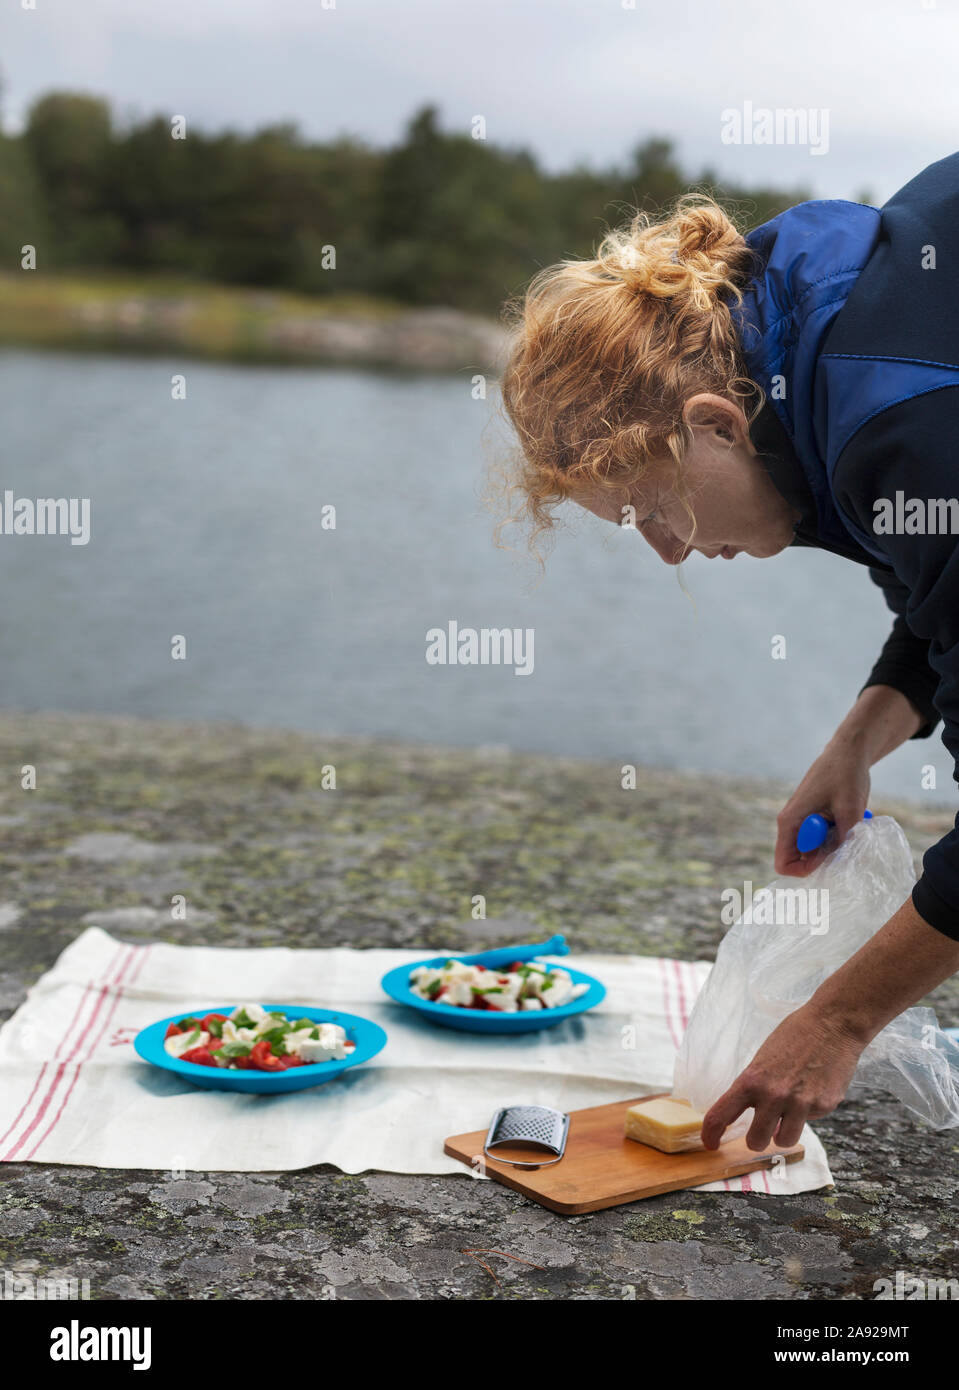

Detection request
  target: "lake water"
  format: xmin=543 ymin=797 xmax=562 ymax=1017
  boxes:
xmin=0 ymin=348 xmax=953 ymax=805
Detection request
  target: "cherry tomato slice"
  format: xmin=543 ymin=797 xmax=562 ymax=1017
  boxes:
xmin=180 ymin=1046 xmax=216 ymax=1067
xmin=250 ymin=1039 xmax=283 ymax=1071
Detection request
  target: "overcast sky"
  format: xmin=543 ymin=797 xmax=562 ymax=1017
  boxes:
xmin=2 ymin=0 xmax=957 ymax=205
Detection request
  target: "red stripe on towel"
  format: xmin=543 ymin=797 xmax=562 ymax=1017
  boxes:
xmin=24 ymin=944 xmax=151 ymax=1161
xmin=658 ymin=957 xmax=682 ymax=1051
xmin=683 ymin=960 xmax=703 ymax=1011
xmin=3 ymin=945 xmax=137 ymax=1161
xmin=671 ymin=959 xmax=689 ymax=1030
xmin=0 ymin=1064 xmax=51 ymax=1154
xmin=0 ymin=943 xmax=127 ymax=1156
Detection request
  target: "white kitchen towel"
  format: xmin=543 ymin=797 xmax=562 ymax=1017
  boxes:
xmin=0 ymin=927 xmax=832 ymax=1193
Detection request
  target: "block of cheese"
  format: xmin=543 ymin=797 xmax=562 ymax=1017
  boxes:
xmin=624 ymin=1096 xmax=706 ymax=1153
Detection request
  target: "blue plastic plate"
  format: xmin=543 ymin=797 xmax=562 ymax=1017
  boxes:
xmin=134 ymin=1005 xmax=387 ymax=1093
xmin=380 ymin=957 xmax=606 ymax=1033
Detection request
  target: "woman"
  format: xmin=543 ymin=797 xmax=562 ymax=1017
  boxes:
xmin=500 ymin=152 xmax=959 ymax=1152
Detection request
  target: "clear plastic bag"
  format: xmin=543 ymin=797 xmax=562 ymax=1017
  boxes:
xmin=672 ymin=815 xmax=959 ymax=1134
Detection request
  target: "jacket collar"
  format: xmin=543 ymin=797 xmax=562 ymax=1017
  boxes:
xmin=732 ymin=198 xmax=884 ymax=568
xmin=749 ymin=399 xmax=882 ymax=568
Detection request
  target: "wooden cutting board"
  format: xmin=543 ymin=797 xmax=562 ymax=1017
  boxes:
xmin=444 ymin=1094 xmax=804 ymax=1214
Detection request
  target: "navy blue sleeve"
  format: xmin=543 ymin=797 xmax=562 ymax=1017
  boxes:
xmin=860 ymin=566 xmax=941 ymax=739
xmin=833 ymin=386 xmax=959 ymax=942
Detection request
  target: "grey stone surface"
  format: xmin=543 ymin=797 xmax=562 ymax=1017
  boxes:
xmin=0 ymin=710 xmax=957 ymax=1302
xmin=65 ymin=833 xmax=219 ymax=863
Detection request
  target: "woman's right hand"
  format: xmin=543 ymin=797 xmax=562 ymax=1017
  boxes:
xmin=774 ymin=741 xmax=871 ymax=877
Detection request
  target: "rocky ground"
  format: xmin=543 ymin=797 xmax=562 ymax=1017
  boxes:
xmin=0 ymin=710 xmax=957 ymax=1301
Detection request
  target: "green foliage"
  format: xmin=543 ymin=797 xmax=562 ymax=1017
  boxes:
xmin=22 ymin=93 xmax=123 ymax=265
xmin=0 ymin=132 xmax=51 ymax=264
xmin=3 ymin=93 xmax=812 ymax=312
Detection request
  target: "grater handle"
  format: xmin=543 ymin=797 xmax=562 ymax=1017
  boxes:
xmin=455 ymin=935 xmax=569 ymax=969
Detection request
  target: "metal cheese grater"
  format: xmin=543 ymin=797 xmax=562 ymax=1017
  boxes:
xmin=484 ymin=1105 xmax=569 ymax=1168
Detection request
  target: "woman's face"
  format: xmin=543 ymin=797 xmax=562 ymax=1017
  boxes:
xmin=577 ymin=395 xmax=801 ymax=565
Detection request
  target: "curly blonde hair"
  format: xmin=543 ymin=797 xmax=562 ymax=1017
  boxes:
xmin=497 ymin=195 xmax=763 ymax=557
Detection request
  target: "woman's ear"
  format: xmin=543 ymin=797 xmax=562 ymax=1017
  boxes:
xmin=682 ymin=393 xmax=750 ymax=448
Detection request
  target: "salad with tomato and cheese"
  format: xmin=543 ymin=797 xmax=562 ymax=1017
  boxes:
xmin=163 ymin=1004 xmax=355 ymax=1070
xmin=409 ymin=958 xmax=589 ymax=1012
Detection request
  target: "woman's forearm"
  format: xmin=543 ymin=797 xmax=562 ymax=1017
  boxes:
xmin=829 ymin=683 xmax=924 ymax=767
xmin=808 ymin=895 xmax=959 ymax=1045
xmin=703 ymin=895 xmax=959 ymax=1151
xmin=811 ymin=685 xmax=959 ymax=1035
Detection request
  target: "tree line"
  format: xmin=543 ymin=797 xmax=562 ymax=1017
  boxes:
xmin=0 ymin=93 xmax=814 ymax=314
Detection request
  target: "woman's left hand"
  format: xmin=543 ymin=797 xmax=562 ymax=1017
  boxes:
xmin=700 ymin=1004 xmax=865 ymax=1151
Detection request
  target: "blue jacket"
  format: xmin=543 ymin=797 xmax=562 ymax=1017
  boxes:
xmin=733 ymin=152 xmax=959 ymax=939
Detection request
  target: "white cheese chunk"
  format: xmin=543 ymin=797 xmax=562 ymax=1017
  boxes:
xmin=282 ymin=1027 xmax=317 ymax=1056
xmin=297 ymin=1023 xmax=350 ymax=1063
xmin=228 ymin=1003 xmax=267 ymax=1025
xmin=164 ymin=1029 xmax=210 ymax=1058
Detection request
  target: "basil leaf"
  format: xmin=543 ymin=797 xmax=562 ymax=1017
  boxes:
xmin=258 ymin=1026 xmax=288 ymax=1046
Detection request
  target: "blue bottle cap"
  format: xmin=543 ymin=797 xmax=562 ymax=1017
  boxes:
xmin=796 ymin=810 xmax=872 ymax=853
xmin=796 ymin=813 xmax=831 ymax=853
